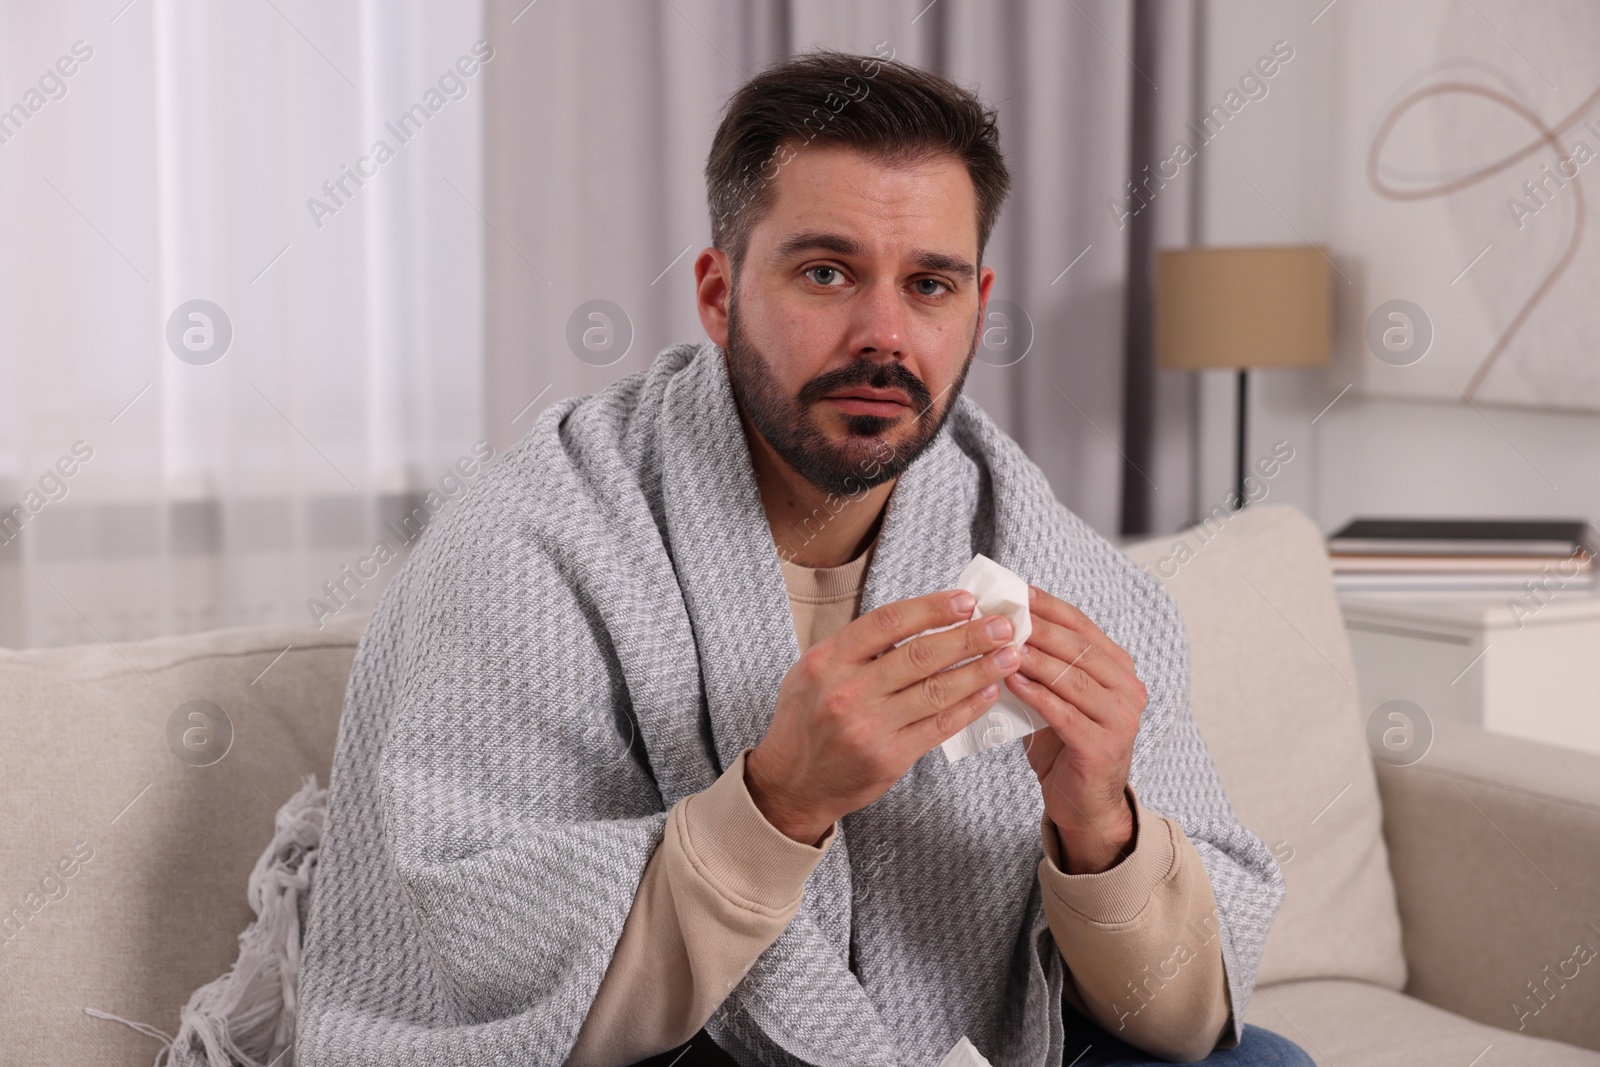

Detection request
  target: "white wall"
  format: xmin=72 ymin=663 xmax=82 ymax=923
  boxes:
xmin=1192 ymin=0 xmax=1600 ymax=535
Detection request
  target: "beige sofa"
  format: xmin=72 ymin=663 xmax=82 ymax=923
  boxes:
xmin=4 ymin=504 xmax=1598 ymax=1065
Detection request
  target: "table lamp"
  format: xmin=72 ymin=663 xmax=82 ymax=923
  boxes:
xmin=1156 ymin=245 xmax=1331 ymax=509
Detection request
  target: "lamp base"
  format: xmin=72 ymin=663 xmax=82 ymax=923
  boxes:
xmin=1234 ymin=368 xmax=1248 ymax=511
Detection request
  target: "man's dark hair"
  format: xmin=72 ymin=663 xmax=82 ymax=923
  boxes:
xmin=706 ymin=48 xmax=1011 ymax=278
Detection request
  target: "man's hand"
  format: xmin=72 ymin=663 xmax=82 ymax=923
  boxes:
xmin=745 ymin=589 xmax=1023 ymax=845
xmin=1007 ymin=586 xmax=1148 ymax=874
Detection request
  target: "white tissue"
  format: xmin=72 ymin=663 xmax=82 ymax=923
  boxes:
xmin=937 ymin=1036 xmax=995 ymax=1067
xmin=915 ymin=554 xmax=1050 ymax=763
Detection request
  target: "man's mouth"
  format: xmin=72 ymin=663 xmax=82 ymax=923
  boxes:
xmin=822 ymin=387 xmax=912 ymax=418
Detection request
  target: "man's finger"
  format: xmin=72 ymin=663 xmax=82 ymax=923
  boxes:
xmin=886 ymin=642 xmax=1020 ymax=731
xmin=1016 ymin=643 xmax=1126 ymax=730
xmin=1021 ymin=721 xmax=1065 ymax=779
xmin=1005 ymin=670 xmax=1097 ymax=749
xmin=897 ymin=673 xmax=1003 ymax=755
xmin=843 ymin=589 xmax=977 ymax=662
xmin=874 ymin=613 xmax=1014 ymax=693
xmin=1021 ymin=615 xmax=1126 ymax=694
xmin=1027 ymin=585 xmax=1137 ymax=672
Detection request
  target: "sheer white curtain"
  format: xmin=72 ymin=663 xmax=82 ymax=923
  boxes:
xmin=0 ymin=0 xmax=484 ymax=647
xmin=481 ymin=0 xmax=1197 ymax=539
xmin=1 ymin=1 xmax=1200 ymax=648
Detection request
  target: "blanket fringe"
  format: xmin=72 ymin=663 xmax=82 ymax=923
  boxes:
xmin=85 ymin=774 xmax=328 ymax=1067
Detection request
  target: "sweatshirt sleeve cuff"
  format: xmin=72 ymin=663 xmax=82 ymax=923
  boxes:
xmin=1039 ymin=784 xmax=1178 ymax=926
xmin=679 ymin=747 xmax=837 ymax=911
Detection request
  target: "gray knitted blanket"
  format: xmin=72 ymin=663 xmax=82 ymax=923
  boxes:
xmin=296 ymin=340 xmax=1284 ymax=1067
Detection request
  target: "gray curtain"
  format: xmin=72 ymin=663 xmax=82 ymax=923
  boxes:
xmin=482 ymin=0 xmax=1198 ymax=537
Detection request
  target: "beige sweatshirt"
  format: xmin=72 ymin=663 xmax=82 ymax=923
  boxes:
xmin=568 ymin=542 xmax=1233 ymax=1065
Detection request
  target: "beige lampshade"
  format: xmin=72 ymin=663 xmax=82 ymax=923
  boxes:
xmin=1156 ymin=246 xmax=1331 ymax=370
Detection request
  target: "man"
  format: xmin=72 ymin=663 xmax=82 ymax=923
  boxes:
xmin=297 ymin=51 xmax=1307 ymax=1067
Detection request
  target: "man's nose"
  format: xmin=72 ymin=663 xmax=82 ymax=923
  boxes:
xmin=847 ymin=277 xmax=908 ymax=360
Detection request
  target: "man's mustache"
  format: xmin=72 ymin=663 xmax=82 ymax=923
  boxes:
xmin=795 ymin=359 xmax=934 ymax=414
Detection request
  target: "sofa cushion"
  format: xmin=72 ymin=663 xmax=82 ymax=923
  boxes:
xmin=1246 ymin=978 xmax=1600 ymax=1066
xmin=1122 ymin=505 xmax=1406 ymax=989
xmin=0 ymin=612 xmax=367 ymax=1067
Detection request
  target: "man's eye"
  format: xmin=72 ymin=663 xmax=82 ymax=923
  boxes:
xmin=914 ymin=277 xmax=949 ymax=297
xmin=805 ymin=266 xmax=845 ymax=286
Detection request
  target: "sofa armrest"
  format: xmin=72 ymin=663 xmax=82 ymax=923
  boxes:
xmin=1376 ymin=719 xmax=1600 ymax=1051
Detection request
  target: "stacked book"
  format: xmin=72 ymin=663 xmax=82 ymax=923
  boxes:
xmin=1327 ymin=518 xmax=1597 ymax=592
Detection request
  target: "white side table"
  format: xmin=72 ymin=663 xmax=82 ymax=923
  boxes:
xmin=1339 ymin=589 xmax=1600 ymax=756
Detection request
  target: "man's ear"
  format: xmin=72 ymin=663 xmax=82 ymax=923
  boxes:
xmin=695 ymin=246 xmax=733 ymax=345
xmin=975 ymin=263 xmax=996 ymax=344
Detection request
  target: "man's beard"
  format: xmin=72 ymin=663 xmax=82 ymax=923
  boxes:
xmin=724 ymin=301 xmax=978 ymax=498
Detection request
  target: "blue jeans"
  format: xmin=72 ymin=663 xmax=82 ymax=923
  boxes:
xmin=1063 ymin=1021 xmax=1315 ymax=1066
xmin=634 ymin=1020 xmax=1316 ymax=1066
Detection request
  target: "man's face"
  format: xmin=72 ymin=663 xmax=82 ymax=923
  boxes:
xmin=717 ymin=143 xmax=993 ymax=497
